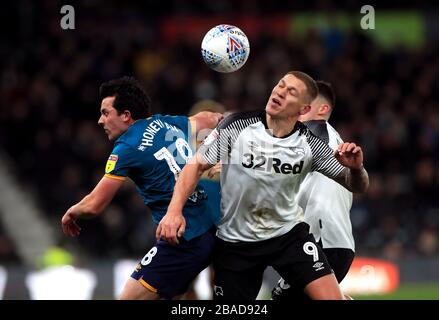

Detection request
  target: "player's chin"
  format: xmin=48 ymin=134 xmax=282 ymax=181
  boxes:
xmin=266 ymin=102 xmax=282 ymax=114
xmin=103 ymin=130 xmax=113 ymax=140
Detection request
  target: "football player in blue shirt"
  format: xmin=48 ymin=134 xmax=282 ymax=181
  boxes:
xmin=61 ymin=76 xmax=223 ymax=300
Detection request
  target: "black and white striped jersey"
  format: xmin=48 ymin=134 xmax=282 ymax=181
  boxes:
xmin=199 ymin=110 xmax=346 ymax=243
xmin=298 ymin=120 xmax=354 ymax=251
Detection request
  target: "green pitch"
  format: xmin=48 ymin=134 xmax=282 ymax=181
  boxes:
xmin=353 ymin=283 xmax=439 ymax=300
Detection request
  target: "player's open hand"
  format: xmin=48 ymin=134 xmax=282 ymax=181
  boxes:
xmin=334 ymin=142 xmax=364 ymax=170
xmin=61 ymin=210 xmax=82 ymax=237
xmin=156 ymin=212 xmax=186 ymax=245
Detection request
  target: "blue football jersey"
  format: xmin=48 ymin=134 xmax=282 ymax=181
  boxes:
xmin=104 ymin=114 xmax=213 ymax=240
xmin=198 ymin=178 xmax=221 ymax=226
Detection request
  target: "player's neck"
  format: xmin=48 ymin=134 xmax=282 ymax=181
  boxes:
xmin=266 ymin=114 xmax=298 ymax=138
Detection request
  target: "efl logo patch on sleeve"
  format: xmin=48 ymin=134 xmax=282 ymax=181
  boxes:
xmin=105 ymin=154 xmax=118 ymax=173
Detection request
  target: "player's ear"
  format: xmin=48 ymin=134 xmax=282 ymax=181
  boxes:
xmin=122 ymin=110 xmax=131 ymax=121
xmin=318 ymin=104 xmax=330 ymax=115
xmin=299 ymin=104 xmax=311 ymax=116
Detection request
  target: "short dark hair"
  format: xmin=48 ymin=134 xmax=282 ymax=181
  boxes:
xmin=99 ymin=76 xmax=151 ymax=120
xmin=316 ymin=80 xmax=336 ymax=109
xmin=287 ymin=71 xmax=318 ymax=104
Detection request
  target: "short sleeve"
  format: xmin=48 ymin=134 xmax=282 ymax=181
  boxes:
xmin=199 ymin=128 xmax=222 ymax=165
xmin=306 ymin=131 xmax=345 ymax=179
xmin=104 ymin=142 xmax=139 ymax=180
xmin=198 ymin=111 xmax=261 ymax=165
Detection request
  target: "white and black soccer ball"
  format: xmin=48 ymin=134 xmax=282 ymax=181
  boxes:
xmin=201 ymin=24 xmax=250 ymax=73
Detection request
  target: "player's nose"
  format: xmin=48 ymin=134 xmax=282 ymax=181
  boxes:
xmin=278 ymin=86 xmax=288 ymax=97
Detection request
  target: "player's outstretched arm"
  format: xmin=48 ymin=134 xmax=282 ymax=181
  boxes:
xmin=189 ymin=111 xmax=223 ymax=132
xmin=333 ymin=142 xmax=369 ymax=193
xmin=157 ymin=153 xmax=213 ymax=245
xmin=61 ymin=176 xmax=124 ymax=237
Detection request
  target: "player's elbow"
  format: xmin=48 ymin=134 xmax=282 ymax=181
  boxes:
xmin=208 ymin=112 xmax=223 ymax=128
xmin=196 ymin=111 xmax=223 ymax=130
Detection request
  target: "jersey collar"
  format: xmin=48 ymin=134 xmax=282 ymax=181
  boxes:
xmin=261 ymin=111 xmax=303 ymax=139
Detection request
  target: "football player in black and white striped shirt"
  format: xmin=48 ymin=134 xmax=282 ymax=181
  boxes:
xmin=272 ymin=80 xmax=356 ymax=300
xmin=157 ymin=71 xmax=369 ymax=300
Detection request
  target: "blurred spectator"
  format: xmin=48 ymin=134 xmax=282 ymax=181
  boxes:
xmin=417 ymin=228 xmax=439 ymax=256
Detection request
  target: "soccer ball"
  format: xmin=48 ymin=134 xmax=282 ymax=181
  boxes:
xmin=201 ymin=24 xmax=250 ymax=73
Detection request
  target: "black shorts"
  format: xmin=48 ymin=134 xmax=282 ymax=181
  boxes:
xmin=323 ymin=248 xmax=355 ymax=282
xmin=212 ymin=222 xmax=333 ymax=300
xmin=131 ymin=228 xmax=215 ymax=299
xmin=271 ymin=247 xmax=355 ymax=301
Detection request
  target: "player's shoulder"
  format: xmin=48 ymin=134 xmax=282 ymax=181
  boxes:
xmin=298 ymin=121 xmax=332 ymax=152
xmin=155 ymin=113 xmax=189 ymax=125
xmin=114 ymin=120 xmax=152 ymax=153
xmin=302 ymin=120 xmax=326 ymax=133
xmin=325 ymin=122 xmax=342 ymax=138
xmin=218 ymin=109 xmax=263 ymax=130
xmin=118 ymin=119 xmax=147 ymax=141
xmin=112 ymin=138 xmax=137 ymax=156
xmin=302 ymin=120 xmax=329 ymax=143
xmin=295 ymin=120 xmax=309 ymax=135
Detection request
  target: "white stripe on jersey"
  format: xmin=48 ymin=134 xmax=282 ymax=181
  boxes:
xmin=199 ymin=111 xmax=345 ymax=243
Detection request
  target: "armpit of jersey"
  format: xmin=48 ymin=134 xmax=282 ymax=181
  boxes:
xmin=306 ymin=131 xmax=344 ymax=179
xmin=303 ymin=120 xmax=329 ymax=145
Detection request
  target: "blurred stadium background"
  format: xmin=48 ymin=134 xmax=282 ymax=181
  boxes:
xmin=0 ymin=0 xmax=439 ymax=299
